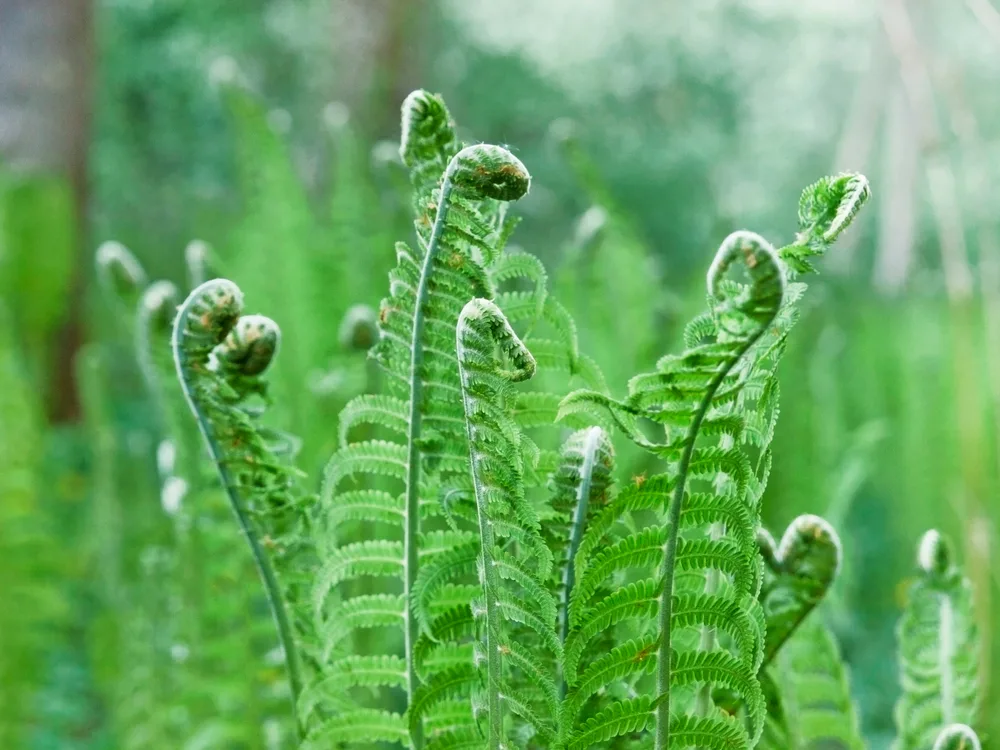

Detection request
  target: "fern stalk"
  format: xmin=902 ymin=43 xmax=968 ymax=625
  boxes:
xmin=560 ymin=427 xmax=604 ymax=666
xmin=171 ymin=282 xmax=303 ymax=739
xmin=400 ymin=173 xmax=455 ymax=750
xmin=655 ymin=360 xmax=745 ymax=749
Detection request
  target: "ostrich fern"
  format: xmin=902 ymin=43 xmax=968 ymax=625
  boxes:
xmin=149 ymin=87 xmax=991 ymax=750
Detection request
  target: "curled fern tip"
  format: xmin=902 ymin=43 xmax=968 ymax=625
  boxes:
xmin=917 ymin=529 xmax=952 ymax=577
xmin=218 ymin=314 xmax=281 ymax=376
xmin=450 ymin=144 xmax=531 ymax=202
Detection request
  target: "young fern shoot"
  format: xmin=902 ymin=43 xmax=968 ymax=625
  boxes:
xmin=315 ymin=90 xmax=544 ymax=749
xmin=557 ymin=174 xmax=870 ymax=749
xmin=758 ymin=514 xmax=842 ymax=667
xmin=456 ymin=298 xmax=559 ymax=748
xmin=895 ymin=530 xmax=980 ymax=749
xmin=172 ymin=280 xmax=305 ymax=737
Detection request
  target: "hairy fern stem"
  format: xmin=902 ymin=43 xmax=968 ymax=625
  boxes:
xmin=171 ymin=291 xmax=303 ymax=740
xmin=403 ymin=166 xmax=458 ymax=750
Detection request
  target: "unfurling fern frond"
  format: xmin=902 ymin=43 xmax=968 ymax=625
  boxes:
xmin=933 ymin=724 xmax=981 ymax=750
xmin=758 ymin=515 xmax=842 ymax=666
xmin=764 ymin=616 xmax=864 ymax=750
xmin=172 ymin=279 xmax=310 ymax=738
xmin=555 ymin=174 xmax=869 ymax=749
xmin=452 ymin=297 xmax=561 ymax=748
xmin=781 ymin=173 xmax=871 ymax=275
xmin=315 ymin=89 xmax=549 ymax=749
xmin=894 ymin=530 xmax=980 ymax=750
xmin=558 ymin=231 xmax=784 ymax=749
xmin=95 ymin=240 xmax=148 ymax=307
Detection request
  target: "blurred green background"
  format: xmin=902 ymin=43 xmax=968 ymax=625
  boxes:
xmin=1 ymin=0 xmax=999 ymax=747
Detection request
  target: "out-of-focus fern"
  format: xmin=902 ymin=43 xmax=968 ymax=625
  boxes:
xmin=556 ymin=173 xmax=870 ymax=748
xmin=758 ymin=515 xmax=842 ymax=667
xmin=218 ymin=76 xmax=335 ymax=472
xmin=894 ymin=531 xmax=980 ymax=750
xmin=764 ymin=616 xmax=865 ymax=750
xmin=932 ymin=724 xmax=981 ymax=750
xmin=0 ymin=304 xmax=65 ymax=746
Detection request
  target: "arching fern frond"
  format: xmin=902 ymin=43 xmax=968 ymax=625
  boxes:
xmin=172 ymin=279 xmax=309 ymax=738
xmin=554 ymin=173 xmax=869 ymax=750
xmin=316 ymin=90 xmax=545 ymax=749
xmin=558 ymin=231 xmax=783 ymax=749
xmin=894 ymin=530 xmax=980 ymax=750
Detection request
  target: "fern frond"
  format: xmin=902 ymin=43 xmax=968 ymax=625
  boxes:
xmin=95 ymin=240 xmax=147 ymax=308
xmin=318 ymin=89 xmax=549 ymax=748
xmin=172 ymin=279 xmax=308 ymax=738
xmin=767 ymin=616 xmax=865 ymax=750
xmin=558 ymin=232 xmax=783 ymax=749
xmin=782 ymin=172 xmax=871 ymax=274
xmin=300 ymin=709 xmax=408 ymax=749
xmin=546 ymin=426 xmax=615 ymax=698
xmin=894 ymin=531 xmax=980 ymax=750
xmin=455 ymin=297 xmax=561 ymax=748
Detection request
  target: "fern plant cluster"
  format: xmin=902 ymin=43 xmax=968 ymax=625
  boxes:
xmin=89 ymin=88 xmax=987 ymax=750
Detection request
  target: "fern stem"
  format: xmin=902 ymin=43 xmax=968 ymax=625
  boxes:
xmin=403 ymin=170 xmax=458 ymax=750
xmin=172 ymin=300 xmax=304 ymax=742
xmin=559 ymin=426 xmax=603 ymax=697
xmin=654 ymin=348 xmax=759 ymax=750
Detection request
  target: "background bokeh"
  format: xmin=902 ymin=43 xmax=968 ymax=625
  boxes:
xmin=1 ymin=0 xmax=999 ymax=746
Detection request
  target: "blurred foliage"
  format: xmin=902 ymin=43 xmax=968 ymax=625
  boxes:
xmin=1 ymin=0 xmax=999 ymax=747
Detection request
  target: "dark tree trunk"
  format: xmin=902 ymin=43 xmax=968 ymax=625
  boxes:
xmin=0 ymin=0 xmax=94 ymax=422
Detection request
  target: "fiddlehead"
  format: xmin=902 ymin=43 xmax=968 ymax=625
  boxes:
xmin=172 ymin=279 xmax=306 ymax=738
xmin=455 ymin=297 xmax=558 ymax=749
xmin=780 ymin=173 xmax=872 ymax=275
xmin=894 ymin=530 xmax=980 ymax=750
xmin=95 ymin=240 xmax=148 ymax=308
xmin=758 ymin=515 xmax=842 ymax=667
